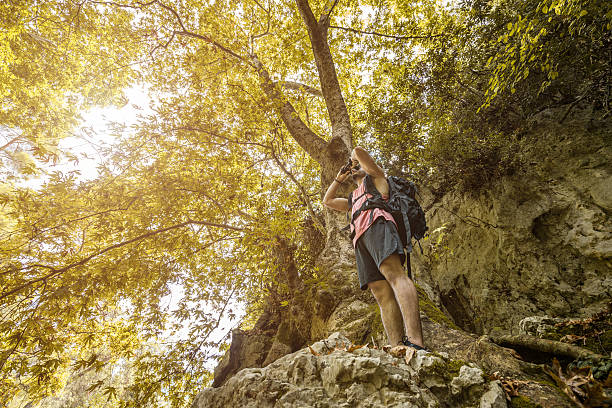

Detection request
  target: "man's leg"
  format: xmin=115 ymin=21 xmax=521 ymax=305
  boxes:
xmin=379 ymin=254 xmax=424 ymax=347
xmin=368 ymin=279 xmax=404 ymax=346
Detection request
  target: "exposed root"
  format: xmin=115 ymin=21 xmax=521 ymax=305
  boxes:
xmin=490 ymin=334 xmax=607 ymax=361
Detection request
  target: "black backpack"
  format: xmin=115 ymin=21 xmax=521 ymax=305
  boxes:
xmin=348 ymin=175 xmax=428 ymax=253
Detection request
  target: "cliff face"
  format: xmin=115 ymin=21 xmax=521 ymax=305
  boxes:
xmin=198 ymin=108 xmax=611 ymax=406
xmin=414 ymin=109 xmax=612 ymax=335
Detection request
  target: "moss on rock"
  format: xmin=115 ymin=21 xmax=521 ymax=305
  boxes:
xmin=367 ymin=303 xmax=385 ymax=339
xmin=510 ymin=395 xmax=542 ymax=408
xmin=428 ymin=356 xmax=469 ymax=381
xmin=416 ymin=284 xmax=460 ymax=330
xmin=447 ymin=359 xmax=469 ymax=377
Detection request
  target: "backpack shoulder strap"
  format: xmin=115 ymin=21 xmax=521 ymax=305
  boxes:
xmin=386 ymin=176 xmax=396 ymax=197
xmin=346 ymin=191 xmax=353 ymax=223
xmin=364 ymin=174 xmax=381 ymax=197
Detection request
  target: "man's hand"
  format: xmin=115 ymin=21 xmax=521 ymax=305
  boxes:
xmin=336 ymin=167 xmax=350 ymax=183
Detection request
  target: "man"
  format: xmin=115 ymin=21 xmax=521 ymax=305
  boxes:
xmin=322 ymin=146 xmax=425 ymax=350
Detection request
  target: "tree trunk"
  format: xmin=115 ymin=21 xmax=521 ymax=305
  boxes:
xmin=249 ymin=0 xmax=357 ymax=262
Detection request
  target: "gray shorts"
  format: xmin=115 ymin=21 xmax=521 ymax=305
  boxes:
xmin=355 ymin=217 xmax=409 ymax=290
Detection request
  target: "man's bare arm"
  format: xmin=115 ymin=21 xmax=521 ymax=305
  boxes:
xmin=323 ymin=168 xmax=350 ymax=212
xmin=351 ymin=146 xmax=385 ymax=178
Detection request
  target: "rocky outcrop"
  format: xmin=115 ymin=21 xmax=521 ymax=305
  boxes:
xmin=193 ymin=332 xmax=572 ymax=408
xmin=198 ymin=108 xmax=610 ymax=406
xmin=413 ymin=109 xmax=612 ymax=335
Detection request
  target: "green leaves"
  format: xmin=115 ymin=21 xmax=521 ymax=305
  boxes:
xmin=0 ymin=1 xmax=140 ymax=182
xmin=86 ymin=380 xmax=105 ymax=392
xmin=482 ymin=0 xmax=612 ymax=109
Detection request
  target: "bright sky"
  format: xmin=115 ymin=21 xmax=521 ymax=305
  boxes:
xmin=55 ymin=86 xmax=151 ymax=180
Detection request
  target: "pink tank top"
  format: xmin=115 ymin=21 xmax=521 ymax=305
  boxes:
xmin=350 ymin=180 xmax=396 ymax=247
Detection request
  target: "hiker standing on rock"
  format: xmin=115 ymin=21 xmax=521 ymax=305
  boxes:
xmin=323 ymin=147 xmax=425 ymax=350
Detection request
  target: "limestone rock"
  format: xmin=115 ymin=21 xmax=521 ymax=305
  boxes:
xmin=325 ymin=299 xmax=376 ymax=344
xmin=450 ymin=365 xmax=484 ymax=395
xmin=198 ymin=315 xmax=575 ymax=408
xmin=193 ymin=333 xmax=489 ymax=408
xmin=263 ymin=340 xmax=293 ymax=367
xmin=518 ymin=316 xmax=564 ymax=338
xmin=479 ymin=381 xmax=507 ymax=408
xmin=412 ymin=113 xmax=612 ymax=334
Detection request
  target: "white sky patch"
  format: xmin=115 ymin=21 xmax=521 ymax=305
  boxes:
xmin=57 ymin=85 xmax=152 ymax=180
xmin=14 ymin=85 xmax=152 ymax=190
xmin=160 ymin=282 xmax=245 ymax=370
xmin=65 ymin=85 xmax=246 ymax=366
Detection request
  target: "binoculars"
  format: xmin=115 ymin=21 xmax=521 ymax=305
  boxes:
xmin=341 ymin=158 xmax=360 ymax=174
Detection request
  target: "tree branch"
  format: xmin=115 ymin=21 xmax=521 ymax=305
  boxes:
xmin=490 ymin=333 xmax=606 ymax=361
xmin=0 ymin=196 xmax=141 ymax=255
xmin=319 ymin=0 xmax=340 ymax=27
xmin=0 ymin=280 xmax=47 ymax=374
xmin=0 ymin=135 xmax=22 ymax=152
xmin=174 ymin=30 xmax=247 ymax=62
xmin=0 ymin=220 xmax=244 ymax=301
xmin=187 ymin=283 xmax=240 ymax=362
xmin=151 ymin=0 xmax=248 ymax=61
xmin=249 ymin=0 xmax=271 ymax=47
xmin=173 ymin=125 xmax=272 ymax=151
xmin=329 ymin=25 xmax=446 ymax=40
xmin=294 ymin=0 xmax=352 ymax=151
xmin=274 ymin=81 xmax=323 ymax=98
xmin=269 ymin=146 xmax=325 ymax=234
xmin=250 ymin=54 xmax=328 ymax=164
xmin=90 ymin=0 xmax=250 ymax=64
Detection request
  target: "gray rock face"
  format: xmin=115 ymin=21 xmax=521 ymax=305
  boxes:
xmin=450 ymin=365 xmax=484 ymax=395
xmin=413 ymin=112 xmax=612 ymax=334
xmin=193 ymin=333 xmax=493 ymax=408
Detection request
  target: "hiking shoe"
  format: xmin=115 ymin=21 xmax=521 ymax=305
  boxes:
xmin=400 ymin=336 xmax=429 ymax=352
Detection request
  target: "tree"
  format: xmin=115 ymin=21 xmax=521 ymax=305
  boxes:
xmin=1 ymin=0 xmax=444 ymax=405
xmin=357 ymin=0 xmax=611 ymax=191
xmin=483 ymin=0 xmax=612 ymax=110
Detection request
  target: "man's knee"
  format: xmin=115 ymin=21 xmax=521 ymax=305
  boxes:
xmin=379 ymin=254 xmax=406 ymax=285
xmin=368 ymin=279 xmax=394 ymax=302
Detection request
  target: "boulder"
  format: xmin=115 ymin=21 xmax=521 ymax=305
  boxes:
xmin=412 ymin=113 xmax=612 ymax=334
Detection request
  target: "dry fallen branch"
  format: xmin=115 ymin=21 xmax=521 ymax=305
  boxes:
xmin=489 ymin=371 xmax=532 ymax=401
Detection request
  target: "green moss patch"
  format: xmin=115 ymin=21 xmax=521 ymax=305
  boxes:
xmin=367 ymin=303 xmax=385 ymax=338
xmin=428 ymin=357 xmax=469 ymax=381
xmin=415 ymin=284 xmax=460 ymax=330
xmin=510 ymin=395 xmax=542 ymax=408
